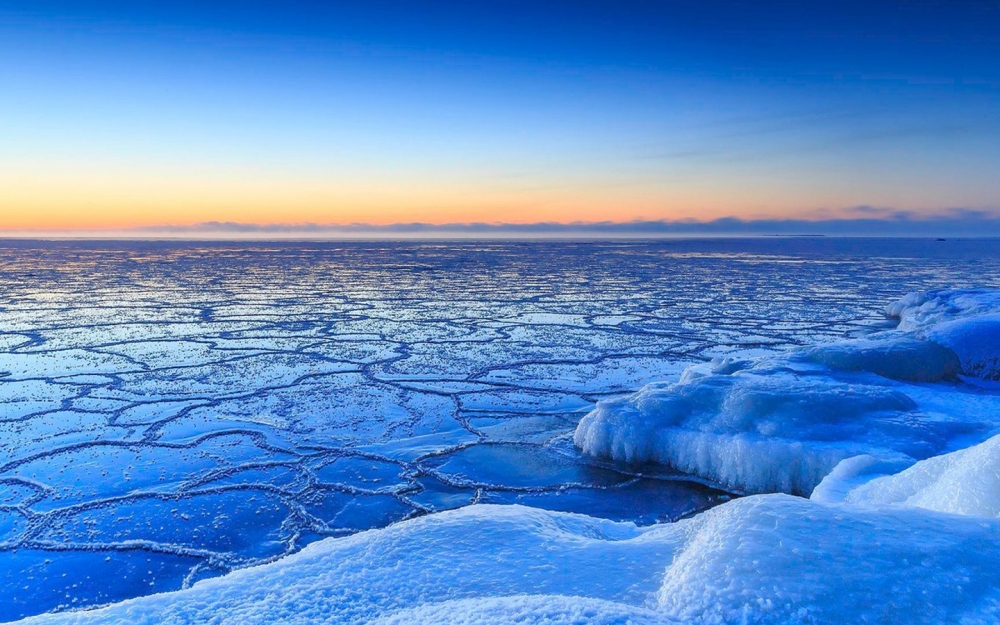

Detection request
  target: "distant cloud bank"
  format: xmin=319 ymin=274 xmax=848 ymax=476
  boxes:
xmin=5 ymin=208 xmax=1000 ymax=239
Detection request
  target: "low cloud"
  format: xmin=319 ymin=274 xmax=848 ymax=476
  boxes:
xmin=126 ymin=209 xmax=1000 ymax=238
xmin=6 ymin=208 xmax=1000 ymax=239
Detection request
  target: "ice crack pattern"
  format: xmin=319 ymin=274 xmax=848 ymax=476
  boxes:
xmin=1 ymin=238 xmax=997 ymax=620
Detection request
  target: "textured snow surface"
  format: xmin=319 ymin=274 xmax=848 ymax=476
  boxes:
xmin=842 ymin=433 xmax=1000 ymax=516
xmin=367 ymin=596 xmax=669 ymax=625
xmin=886 ymin=289 xmax=1000 ymax=331
xmin=15 ymin=496 xmax=1000 ymax=625
xmin=576 ymin=288 xmax=1000 ymax=495
xmin=656 ymin=494 xmax=1000 ymax=625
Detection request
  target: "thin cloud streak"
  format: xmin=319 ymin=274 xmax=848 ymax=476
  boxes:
xmin=3 ymin=208 xmax=999 ymax=239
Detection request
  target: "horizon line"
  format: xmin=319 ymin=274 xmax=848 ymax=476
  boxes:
xmin=3 ymin=212 xmax=1000 ymax=239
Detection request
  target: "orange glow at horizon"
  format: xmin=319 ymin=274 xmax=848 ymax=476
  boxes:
xmin=0 ymin=165 xmax=932 ymax=231
xmin=11 ymin=157 xmax=974 ymax=233
xmin=0 ymin=175 xmax=758 ymax=231
xmin=0 ymin=195 xmax=845 ymax=232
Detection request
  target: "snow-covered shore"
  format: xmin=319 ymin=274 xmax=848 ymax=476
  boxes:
xmin=15 ymin=290 xmax=1000 ymax=625
xmin=576 ymin=289 xmax=1000 ymax=495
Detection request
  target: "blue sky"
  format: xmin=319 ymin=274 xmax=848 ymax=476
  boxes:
xmin=1 ymin=1 xmax=998 ymax=234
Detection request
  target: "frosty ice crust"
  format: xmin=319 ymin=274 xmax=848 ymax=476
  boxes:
xmin=887 ymin=289 xmax=1000 ymax=381
xmin=575 ymin=289 xmax=1000 ymax=495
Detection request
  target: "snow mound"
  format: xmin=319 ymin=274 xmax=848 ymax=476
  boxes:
xmin=886 ymin=289 xmax=1000 ymax=331
xmin=16 ymin=499 xmax=1000 ymax=625
xmin=574 ymin=360 xmax=943 ymax=495
xmin=16 ymin=505 xmax=682 ymax=625
xmin=886 ymin=290 xmax=1000 ymax=380
xmin=925 ymin=314 xmax=1000 ymax=381
xmin=841 ymin=433 xmax=1000 ymax=516
xmin=658 ymin=494 xmax=1000 ymax=625
xmin=800 ymin=336 xmax=960 ymax=382
xmin=808 ymin=454 xmax=914 ymax=505
xmin=576 ymin=289 xmax=1000 ymax=494
xmin=368 ymin=596 xmax=668 ymax=625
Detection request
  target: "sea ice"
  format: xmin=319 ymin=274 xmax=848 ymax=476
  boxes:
xmin=575 ymin=289 xmax=1000 ymax=495
xmin=4 ymin=241 xmax=1000 ymax=620
xmin=21 ymin=379 xmax=1000 ymax=623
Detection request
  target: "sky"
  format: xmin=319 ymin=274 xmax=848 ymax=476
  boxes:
xmin=1 ymin=1 xmax=999 ymax=236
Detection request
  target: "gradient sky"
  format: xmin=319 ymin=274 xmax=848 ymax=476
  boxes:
xmin=1 ymin=1 xmax=999 ymax=232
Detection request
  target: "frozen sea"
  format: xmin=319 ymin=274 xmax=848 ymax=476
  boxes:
xmin=1 ymin=237 xmax=999 ymax=622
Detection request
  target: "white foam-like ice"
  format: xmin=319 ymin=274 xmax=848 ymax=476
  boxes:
xmin=573 ymin=362 xmax=921 ymax=495
xmin=575 ymin=289 xmax=1000 ymax=495
xmin=886 ymin=289 xmax=1000 ymax=331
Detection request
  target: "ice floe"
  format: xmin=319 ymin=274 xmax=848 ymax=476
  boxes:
xmin=576 ymin=289 xmax=1000 ymax=495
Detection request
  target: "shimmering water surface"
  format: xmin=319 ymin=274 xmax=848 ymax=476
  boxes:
xmin=1 ymin=238 xmax=997 ymax=620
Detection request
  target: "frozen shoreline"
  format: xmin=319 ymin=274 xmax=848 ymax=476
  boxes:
xmin=15 ymin=289 xmax=1000 ymax=625
xmin=576 ymin=289 xmax=1000 ymax=496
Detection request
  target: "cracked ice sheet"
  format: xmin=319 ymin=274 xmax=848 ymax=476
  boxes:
xmin=2 ymin=238 xmax=1000 ymax=620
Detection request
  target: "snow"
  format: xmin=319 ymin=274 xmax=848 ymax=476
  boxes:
xmin=840 ymin=433 xmax=1000 ymax=517
xmin=887 ymin=289 xmax=1000 ymax=380
xmin=926 ymin=315 xmax=1000 ymax=381
xmin=886 ymin=288 xmax=1000 ymax=331
xmin=575 ymin=289 xmax=1000 ymax=495
xmin=656 ymin=494 xmax=1000 ymax=625
xmin=15 ymin=496 xmax=1000 ymax=625
xmin=368 ymin=596 xmax=669 ymax=625
xmin=800 ymin=335 xmax=960 ymax=382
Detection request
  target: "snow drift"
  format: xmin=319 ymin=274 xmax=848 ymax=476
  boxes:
xmin=835 ymin=432 xmax=1000 ymax=517
xmin=17 ymin=493 xmax=1000 ymax=625
xmin=575 ymin=289 xmax=1000 ymax=495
